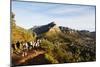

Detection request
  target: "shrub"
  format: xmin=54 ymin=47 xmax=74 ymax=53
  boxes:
xmin=45 ymin=54 xmax=58 ymax=64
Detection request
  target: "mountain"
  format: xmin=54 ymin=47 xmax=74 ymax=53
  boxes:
xmin=78 ymin=30 xmax=96 ymax=39
xmin=29 ymin=22 xmax=56 ymax=36
xmin=30 ymin=23 xmax=95 ymax=43
xmin=29 ymin=22 xmax=96 ymax=63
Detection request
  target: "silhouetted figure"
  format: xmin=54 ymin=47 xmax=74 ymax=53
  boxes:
xmin=12 ymin=43 xmax=15 ymax=50
xmin=27 ymin=42 xmax=33 ymax=50
xmin=16 ymin=41 xmax=20 ymax=49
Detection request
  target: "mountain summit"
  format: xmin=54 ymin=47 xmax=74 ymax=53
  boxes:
xmin=30 ymin=22 xmax=56 ymax=36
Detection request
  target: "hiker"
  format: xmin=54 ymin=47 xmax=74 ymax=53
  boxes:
xmin=12 ymin=43 xmax=16 ymax=51
xmin=32 ymin=41 xmax=35 ymax=48
xmin=22 ymin=42 xmax=28 ymax=57
xmin=11 ymin=43 xmax=16 ymax=53
xmin=27 ymin=41 xmax=33 ymax=50
xmin=37 ymin=39 xmax=40 ymax=47
xmin=16 ymin=41 xmax=20 ymax=49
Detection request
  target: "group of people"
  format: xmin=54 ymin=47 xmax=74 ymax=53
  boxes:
xmin=11 ymin=39 xmax=42 ymax=57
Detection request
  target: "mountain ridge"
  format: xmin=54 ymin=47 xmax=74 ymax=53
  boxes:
xmin=29 ymin=22 xmax=95 ymax=40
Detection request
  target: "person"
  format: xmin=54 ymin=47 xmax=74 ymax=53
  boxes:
xmin=22 ymin=42 xmax=28 ymax=57
xmin=37 ymin=40 xmax=40 ymax=47
xmin=27 ymin=41 xmax=33 ymax=50
xmin=32 ymin=41 xmax=35 ymax=48
xmin=11 ymin=43 xmax=16 ymax=54
xmin=12 ymin=43 xmax=15 ymax=51
xmin=16 ymin=41 xmax=20 ymax=49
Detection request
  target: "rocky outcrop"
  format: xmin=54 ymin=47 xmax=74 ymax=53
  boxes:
xmin=30 ymin=22 xmax=56 ymax=36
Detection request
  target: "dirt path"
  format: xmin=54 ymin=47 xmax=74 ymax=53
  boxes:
xmin=12 ymin=49 xmax=45 ymax=65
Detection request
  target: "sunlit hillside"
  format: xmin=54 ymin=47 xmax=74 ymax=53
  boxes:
xmin=11 ymin=13 xmax=36 ymax=44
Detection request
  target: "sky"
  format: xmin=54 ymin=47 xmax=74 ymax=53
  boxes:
xmin=12 ymin=1 xmax=96 ymax=31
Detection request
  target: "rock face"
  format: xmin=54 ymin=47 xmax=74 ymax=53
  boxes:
xmin=30 ymin=22 xmax=56 ymax=36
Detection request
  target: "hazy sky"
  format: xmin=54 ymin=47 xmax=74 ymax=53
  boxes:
xmin=12 ymin=1 xmax=96 ymax=31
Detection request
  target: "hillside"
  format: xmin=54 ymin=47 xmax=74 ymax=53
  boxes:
xmin=29 ymin=22 xmax=96 ymax=64
xmin=11 ymin=13 xmax=36 ymax=44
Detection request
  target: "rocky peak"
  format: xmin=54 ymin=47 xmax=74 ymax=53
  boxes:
xmin=30 ymin=22 xmax=56 ymax=36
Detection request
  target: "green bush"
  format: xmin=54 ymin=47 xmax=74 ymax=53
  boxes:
xmin=45 ymin=54 xmax=58 ymax=64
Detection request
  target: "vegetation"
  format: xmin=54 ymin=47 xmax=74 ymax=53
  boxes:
xmin=39 ymin=26 xmax=96 ymax=63
xmin=11 ymin=12 xmax=36 ymax=44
